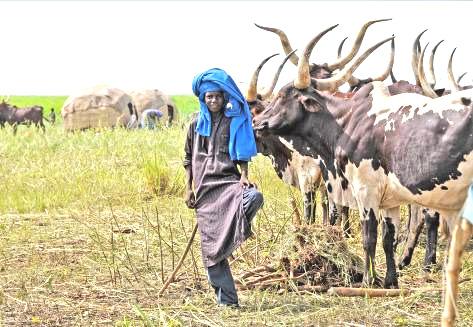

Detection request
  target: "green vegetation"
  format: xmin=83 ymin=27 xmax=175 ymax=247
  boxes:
xmin=0 ymin=98 xmax=473 ymax=325
xmin=171 ymin=95 xmax=199 ymax=117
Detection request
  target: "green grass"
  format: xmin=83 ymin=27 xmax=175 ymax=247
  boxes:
xmin=171 ymin=95 xmax=199 ymax=118
xmin=0 ymin=98 xmax=473 ymax=326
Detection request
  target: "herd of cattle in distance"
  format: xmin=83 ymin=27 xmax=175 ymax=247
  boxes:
xmin=248 ymin=18 xmax=473 ymax=325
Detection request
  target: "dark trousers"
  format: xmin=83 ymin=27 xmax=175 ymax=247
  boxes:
xmin=206 ymin=187 xmax=264 ymax=305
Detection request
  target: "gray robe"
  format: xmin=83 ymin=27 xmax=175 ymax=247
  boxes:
xmin=184 ymin=113 xmax=252 ymax=267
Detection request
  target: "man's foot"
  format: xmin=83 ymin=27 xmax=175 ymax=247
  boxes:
xmin=218 ymin=303 xmax=240 ymax=309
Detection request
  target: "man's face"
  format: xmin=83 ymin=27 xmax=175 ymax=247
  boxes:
xmin=204 ymin=91 xmax=224 ymax=113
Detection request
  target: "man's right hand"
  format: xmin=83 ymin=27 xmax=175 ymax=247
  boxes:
xmin=185 ymin=189 xmax=196 ymax=209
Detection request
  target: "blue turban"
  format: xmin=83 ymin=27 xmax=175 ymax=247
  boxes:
xmin=192 ymin=68 xmax=257 ymax=162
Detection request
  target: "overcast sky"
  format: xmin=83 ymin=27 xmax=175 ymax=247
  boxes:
xmin=1 ymin=1 xmax=472 ymax=96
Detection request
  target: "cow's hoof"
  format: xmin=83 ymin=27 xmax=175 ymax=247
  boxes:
xmin=384 ymin=275 xmax=399 ymax=289
xmin=397 ymin=256 xmax=411 ymax=270
xmin=363 ymin=275 xmax=383 ymax=288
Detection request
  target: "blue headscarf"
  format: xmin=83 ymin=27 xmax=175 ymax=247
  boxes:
xmin=192 ymin=68 xmax=257 ymax=162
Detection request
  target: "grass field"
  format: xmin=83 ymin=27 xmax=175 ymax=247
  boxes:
xmin=1 ymin=97 xmax=473 ymax=326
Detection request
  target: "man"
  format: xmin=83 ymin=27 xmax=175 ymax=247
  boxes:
xmin=49 ymin=108 xmax=56 ymax=125
xmin=140 ymin=108 xmax=163 ymax=129
xmin=184 ymin=68 xmax=263 ymax=307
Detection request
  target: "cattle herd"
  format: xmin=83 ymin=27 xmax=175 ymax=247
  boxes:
xmin=247 ymin=19 xmax=473 ymax=326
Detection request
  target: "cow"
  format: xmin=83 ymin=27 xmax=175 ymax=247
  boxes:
xmin=253 ymin=20 xmax=397 ymax=226
xmin=0 ymin=101 xmax=46 ymax=134
xmin=252 ymin=24 xmax=473 ymax=301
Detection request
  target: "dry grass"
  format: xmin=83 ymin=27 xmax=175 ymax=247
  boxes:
xmin=1 ymin=124 xmax=473 ymax=326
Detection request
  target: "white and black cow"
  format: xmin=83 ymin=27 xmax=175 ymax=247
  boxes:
xmin=253 ymin=29 xmax=473 ymax=295
xmin=252 ymin=20 xmax=395 ymax=228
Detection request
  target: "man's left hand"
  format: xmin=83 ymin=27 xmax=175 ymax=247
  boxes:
xmin=239 ymin=176 xmax=255 ymax=188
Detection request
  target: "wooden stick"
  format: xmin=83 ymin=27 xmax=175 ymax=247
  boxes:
xmin=327 ymin=287 xmax=410 ymax=297
xmin=238 ymin=273 xmax=307 ymax=290
xmin=442 ymin=219 xmax=473 ymax=327
xmin=158 ymin=223 xmax=198 ymax=297
xmin=239 ymin=265 xmax=277 ymax=279
xmin=243 ymin=272 xmax=283 ymax=286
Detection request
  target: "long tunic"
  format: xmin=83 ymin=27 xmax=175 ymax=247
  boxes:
xmin=183 ymin=112 xmax=252 ymax=267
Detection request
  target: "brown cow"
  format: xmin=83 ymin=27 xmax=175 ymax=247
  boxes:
xmin=0 ymin=101 xmax=46 ymax=134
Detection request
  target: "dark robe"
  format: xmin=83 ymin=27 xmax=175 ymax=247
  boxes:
xmin=183 ymin=112 xmax=252 ymax=267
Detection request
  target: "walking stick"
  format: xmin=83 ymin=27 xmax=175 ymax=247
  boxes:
xmin=158 ymin=223 xmax=198 ymax=296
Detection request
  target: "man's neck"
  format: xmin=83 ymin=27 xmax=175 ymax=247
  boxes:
xmin=210 ymin=110 xmax=223 ymax=121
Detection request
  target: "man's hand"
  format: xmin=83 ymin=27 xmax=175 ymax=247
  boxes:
xmin=239 ymin=175 xmax=258 ymax=189
xmin=239 ymin=175 xmax=250 ymax=188
xmin=185 ymin=189 xmax=196 ymax=208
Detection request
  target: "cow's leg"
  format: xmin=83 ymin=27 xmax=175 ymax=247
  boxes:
xmin=39 ymin=120 xmax=46 ymax=133
xmin=319 ymin=185 xmax=329 ymax=226
xmin=398 ymin=204 xmax=425 ymax=269
xmin=442 ymin=218 xmax=473 ymax=327
xmin=423 ymin=209 xmax=440 ymax=271
xmin=303 ymin=191 xmax=316 ymax=224
xmin=341 ymin=206 xmax=351 ymax=237
xmin=382 ymin=207 xmax=400 ymax=288
xmin=329 ymin=202 xmax=339 ymax=226
xmin=361 ymin=208 xmax=379 ymax=286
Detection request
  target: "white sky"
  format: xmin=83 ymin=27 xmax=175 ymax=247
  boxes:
xmin=0 ymin=1 xmax=472 ymax=95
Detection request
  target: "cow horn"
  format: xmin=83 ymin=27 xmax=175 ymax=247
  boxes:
xmin=294 ymin=24 xmax=339 ymax=89
xmin=348 ymin=36 xmax=396 ymax=88
xmin=327 ymin=18 xmax=392 ymax=71
xmin=390 ymin=69 xmax=397 ymax=83
xmin=412 ymin=29 xmax=428 ymax=86
xmin=457 ymin=72 xmax=468 ymax=84
xmin=254 ymin=23 xmax=299 ymax=67
xmin=261 ymin=49 xmax=297 ymax=100
xmin=428 ymin=40 xmax=443 ymax=88
xmin=448 ymin=48 xmax=461 ymax=91
xmin=246 ymin=53 xmax=279 ymax=102
xmin=313 ymin=36 xmax=395 ymax=92
xmin=337 ymin=37 xmax=348 ymax=59
xmin=418 ymin=43 xmax=438 ymax=98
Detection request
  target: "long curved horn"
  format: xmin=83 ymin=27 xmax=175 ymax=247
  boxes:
xmin=348 ymin=36 xmax=395 ymax=88
xmin=311 ymin=36 xmax=395 ymax=92
xmin=294 ymin=24 xmax=339 ymax=89
xmin=428 ymin=40 xmax=443 ymax=88
xmin=261 ymin=49 xmax=297 ymax=100
xmin=418 ymin=43 xmax=438 ymax=98
xmin=337 ymin=37 xmax=348 ymax=59
xmin=457 ymin=72 xmax=468 ymax=84
xmin=254 ymin=23 xmax=299 ymax=66
xmin=448 ymin=48 xmax=461 ymax=91
xmin=390 ymin=70 xmax=397 ymax=83
xmin=246 ymin=53 xmax=279 ymax=102
xmin=326 ymin=18 xmax=392 ymax=71
xmin=412 ymin=29 xmax=428 ymax=86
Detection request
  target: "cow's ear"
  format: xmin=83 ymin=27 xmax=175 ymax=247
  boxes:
xmin=300 ymin=95 xmax=323 ymax=113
